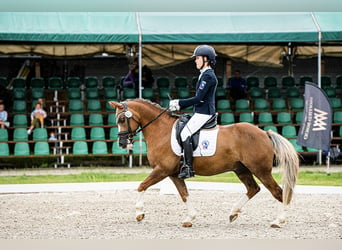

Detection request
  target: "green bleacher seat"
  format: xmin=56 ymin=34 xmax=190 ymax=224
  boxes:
xmin=340 ymin=126 xmax=342 ymax=137
xmin=159 ymin=88 xmax=171 ymax=100
xmin=333 ymin=111 xmax=342 ymax=123
xmin=336 ymin=75 xmax=342 ymax=89
xmin=48 ymin=77 xmax=63 ymax=89
xmin=12 ymin=77 xmax=26 ymax=89
xmin=191 ymin=76 xmax=198 ymax=88
xmin=281 ymin=76 xmax=295 ymax=89
xmin=267 ymin=87 xmax=282 ymax=99
xmin=235 ymin=99 xmax=250 ymax=111
xmin=112 ymin=142 xmax=128 ymax=155
xmin=87 ymin=99 xmax=102 ymax=112
xmin=13 ymin=88 xmax=26 ymax=100
xmin=249 ymin=87 xmax=264 ymax=99
xmin=281 ymin=125 xmax=297 ymax=138
xmin=258 ymin=112 xmax=273 ymax=124
xmin=109 ymin=127 xmax=119 ymax=140
xmin=160 ymin=99 xmax=170 ymax=108
xmin=13 ymin=128 xmax=28 ymax=141
xmin=289 ymin=139 xmax=304 ymax=152
xmin=69 ymin=100 xmax=84 ymax=113
xmin=253 ymin=98 xmax=269 ymax=111
xmin=299 ymin=75 xmax=313 ymax=87
xmin=34 ymin=142 xmax=50 ymax=155
xmin=329 ymin=97 xmax=342 ymax=110
xmin=285 ymin=87 xmax=301 ymax=99
xmin=0 ymin=129 xmax=8 ymax=141
xmin=68 ymin=88 xmax=81 ymax=99
xmin=276 ymin=112 xmax=292 ymax=124
xmin=85 ymin=76 xmax=98 ymax=88
xmin=107 ymin=114 xmax=117 ymax=126
xmin=105 ymin=99 xmax=117 ymax=112
xmin=71 ymin=127 xmax=86 ymax=140
xmin=264 ymin=76 xmax=277 ymax=89
xmin=263 ymin=125 xmax=278 ymax=133
xmin=246 ymin=76 xmax=259 ymax=89
xmin=239 ymin=112 xmax=254 ymax=124
xmin=0 ymin=77 xmax=8 ymax=88
xmin=86 ymin=87 xmax=99 ymax=99
xmin=217 ymin=100 xmax=231 ymax=112
xmin=90 ymin=127 xmax=105 ymax=140
xmin=217 ymin=76 xmax=223 ymax=87
xmin=323 ymin=86 xmax=336 ymax=97
xmin=30 ymin=77 xmax=45 ymax=88
xmin=12 ymin=100 xmax=27 ymax=114
xmin=66 ymin=77 xmax=81 ymax=88
xmin=73 ymin=141 xmax=88 ymax=155
xmin=33 ymin=128 xmax=48 ymax=141
xmin=321 ymin=75 xmax=332 ymax=87
xmin=0 ymin=143 xmax=9 ymax=156
xmin=177 ymin=88 xmax=190 ymax=99
xmin=295 ymin=111 xmax=304 ymax=124
xmin=102 ymin=76 xmax=116 ymax=88
xmin=289 ymin=98 xmax=304 ymax=111
xmin=31 ymin=88 xmax=45 ymax=100
xmin=89 ymin=113 xmax=103 ymax=126
xmin=157 ymin=77 xmax=170 ymax=88
xmin=133 ymin=141 xmax=147 ymax=155
xmin=142 ymin=88 xmax=154 ymax=100
xmin=123 ymin=88 xmax=136 ymax=99
xmin=93 ymin=141 xmax=108 ymax=154
xmin=103 ymin=87 xmax=117 ymax=100
xmin=215 ymin=87 xmax=226 ymax=99
xmin=13 ymin=114 xmax=27 ymax=127
xmin=14 ymin=142 xmax=30 ymax=156
xmin=70 ymin=114 xmax=85 ymax=126
xmin=272 ymin=98 xmax=287 ymax=111
xmin=174 ymin=77 xmax=188 ymax=88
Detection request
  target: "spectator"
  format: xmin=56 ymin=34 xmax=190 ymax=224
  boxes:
xmin=27 ymin=102 xmax=47 ymax=135
xmin=142 ymin=65 xmax=154 ymax=88
xmin=228 ymin=70 xmax=247 ymax=102
xmin=0 ymin=103 xmax=9 ymax=129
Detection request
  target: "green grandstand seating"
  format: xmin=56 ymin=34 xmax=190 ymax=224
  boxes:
xmin=30 ymin=77 xmax=45 ymax=88
xmin=33 ymin=128 xmax=48 ymax=141
xmin=14 ymin=142 xmax=30 ymax=156
xmin=68 ymin=88 xmax=81 ymax=99
xmin=336 ymin=75 xmax=342 ymax=89
xmin=112 ymin=142 xmax=128 ymax=155
xmin=253 ymin=98 xmax=269 ymax=111
xmin=107 ymin=114 xmax=117 ymax=126
xmin=246 ymin=76 xmax=259 ymax=89
xmin=333 ymin=111 xmax=342 ymax=123
xmin=263 ymin=125 xmax=278 ymax=133
xmin=157 ymin=77 xmax=170 ymax=88
xmin=299 ymin=75 xmax=313 ymax=87
xmin=160 ymin=99 xmax=170 ymax=108
xmin=66 ymin=77 xmax=81 ymax=88
xmin=340 ymin=126 xmax=342 ymax=137
xmin=276 ymin=112 xmax=292 ymax=124
xmin=105 ymin=100 xmax=117 ymax=112
xmin=34 ymin=142 xmax=50 ymax=155
xmin=174 ymin=77 xmax=188 ymax=88
xmin=12 ymin=100 xmax=27 ymax=113
xmin=0 ymin=129 xmax=8 ymax=141
xmin=264 ymin=76 xmax=277 ymax=89
xmin=289 ymin=98 xmax=304 ymax=111
xmin=13 ymin=88 xmax=26 ymax=100
xmin=295 ymin=111 xmax=304 ymax=124
xmin=285 ymin=87 xmax=301 ymax=99
xmin=217 ymin=100 xmax=231 ymax=112
xmin=69 ymin=100 xmax=84 ymax=113
xmin=177 ymin=88 xmax=190 ymax=99
xmin=109 ymin=127 xmax=119 ymax=140
xmin=281 ymin=76 xmax=295 ymax=88
xmin=89 ymin=113 xmax=104 ymax=126
xmin=102 ymin=76 xmax=116 ymax=88
xmin=73 ymin=141 xmax=88 ymax=155
xmin=329 ymin=97 xmax=342 ymax=110
xmin=48 ymin=77 xmax=63 ymax=89
xmin=142 ymin=88 xmax=154 ymax=100
xmin=90 ymin=127 xmax=105 ymax=140
xmin=191 ymin=76 xmax=198 ymax=88
xmin=215 ymin=87 xmax=226 ymax=99
xmin=323 ymin=86 xmax=336 ymax=97
xmin=87 ymin=99 xmax=102 ymax=112
xmin=31 ymin=88 xmax=44 ymax=100
xmin=70 ymin=114 xmax=85 ymax=126
xmin=235 ymin=99 xmax=250 ymax=111
xmin=0 ymin=77 xmax=7 ymax=88
xmin=13 ymin=128 xmax=28 ymax=141
xmin=133 ymin=141 xmax=147 ymax=155
xmin=272 ymin=98 xmax=287 ymax=111
xmin=217 ymin=76 xmax=223 ymax=87
xmin=103 ymin=87 xmax=117 ymax=100
xmin=321 ymin=75 xmax=332 ymax=87
xmin=85 ymin=76 xmax=98 ymax=88
xmin=71 ymin=127 xmax=86 ymax=140
xmin=12 ymin=77 xmax=26 ymax=89
xmin=159 ymin=88 xmax=171 ymax=99
xmin=258 ymin=112 xmax=273 ymax=124
xmin=92 ymin=141 xmax=108 ymax=154
xmin=281 ymin=125 xmax=297 ymax=138
xmin=13 ymin=114 xmax=27 ymax=127
xmin=249 ymin=87 xmax=264 ymax=99
xmin=289 ymin=139 xmax=304 ymax=152
xmin=86 ymin=87 xmax=99 ymax=99
xmin=123 ymin=88 xmax=136 ymax=99
xmin=239 ymin=112 xmax=254 ymax=124
xmin=0 ymin=143 xmax=9 ymax=156
xmin=267 ymin=87 xmax=282 ymax=99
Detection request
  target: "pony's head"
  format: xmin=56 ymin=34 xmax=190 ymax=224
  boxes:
xmin=108 ymin=101 xmax=141 ymax=149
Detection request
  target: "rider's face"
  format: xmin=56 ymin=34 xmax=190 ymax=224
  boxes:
xmin=195 ymin=56 xmax=204 ymax=70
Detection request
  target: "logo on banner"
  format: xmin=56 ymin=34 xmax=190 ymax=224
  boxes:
xmin=313 ymin=108 xmax=329 ymax=131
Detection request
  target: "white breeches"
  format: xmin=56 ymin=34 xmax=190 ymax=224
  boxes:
xmin=180 ymin=113 xmax=213 ymax=142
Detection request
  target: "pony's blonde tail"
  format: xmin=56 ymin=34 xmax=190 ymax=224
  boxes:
xmin=267 ymin=130 xmax=299 ymax=205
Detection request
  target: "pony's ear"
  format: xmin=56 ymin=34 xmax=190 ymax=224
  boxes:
xmin=108 ymin=101 xmax=124 ymax=109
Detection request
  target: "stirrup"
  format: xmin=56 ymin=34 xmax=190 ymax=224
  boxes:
xmin=178 ymin=165 xmax=195 ymax=180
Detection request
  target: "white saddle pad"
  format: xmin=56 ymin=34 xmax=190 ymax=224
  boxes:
xmin=170 ymin=122 xmax=219 ymax=157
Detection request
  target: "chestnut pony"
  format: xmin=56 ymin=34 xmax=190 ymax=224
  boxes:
xmin=109 ymin=99 xmax=299 ymax=228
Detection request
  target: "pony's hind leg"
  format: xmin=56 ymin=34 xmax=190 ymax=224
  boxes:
xmin=169 ymin=176 xmax=197 ymax=227
xmin=229 ymin=162 xmax=261 ymax=223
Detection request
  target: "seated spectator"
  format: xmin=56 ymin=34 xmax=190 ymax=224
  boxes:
xmin=228 ymin=70 xmax=247 ymax=102
xmin=27 ymin=102 xmax=47 ymax=135
xmin=0 ymin=103 xmax=9 ymax=129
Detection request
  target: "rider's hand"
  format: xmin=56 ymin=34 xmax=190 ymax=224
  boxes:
xmin=169 ymin=99 xmax=180 ymax=111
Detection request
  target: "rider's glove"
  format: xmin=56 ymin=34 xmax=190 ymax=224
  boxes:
xmin=169 ymin=99 xmax=180 ymax=111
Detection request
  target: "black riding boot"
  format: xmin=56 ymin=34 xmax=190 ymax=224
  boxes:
xmin=178 ymin=137 xmax=195 ymax=179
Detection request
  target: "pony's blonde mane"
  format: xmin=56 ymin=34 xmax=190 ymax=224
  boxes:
xmin=127 ymin=99 xmax=179 ymax=118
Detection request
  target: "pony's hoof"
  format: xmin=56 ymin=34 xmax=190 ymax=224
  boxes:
xmin=182 ymin=222 xmax=193 ymax=227
xmin=229 ymin=214 xmax=238 ymax=223
xmin=136 ymin=214 xmax=145 ymax=222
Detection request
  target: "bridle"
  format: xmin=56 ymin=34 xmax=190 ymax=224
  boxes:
xmin=117 ymin=102 xmax=169 ymax=145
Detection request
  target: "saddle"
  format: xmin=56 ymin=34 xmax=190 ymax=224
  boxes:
xmin=175 ymin=113 xmax=218 ymax=151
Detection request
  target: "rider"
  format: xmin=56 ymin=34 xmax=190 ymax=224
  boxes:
xmin=169 ymin=45 xmax=218 ymax=179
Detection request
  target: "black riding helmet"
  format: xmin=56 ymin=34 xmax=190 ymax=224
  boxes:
xmin=192 ymin=45 xmax=217 ymax=67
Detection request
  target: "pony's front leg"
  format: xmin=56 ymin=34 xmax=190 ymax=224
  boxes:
xmin=135 ymin=191 xmax=145 ymax=221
